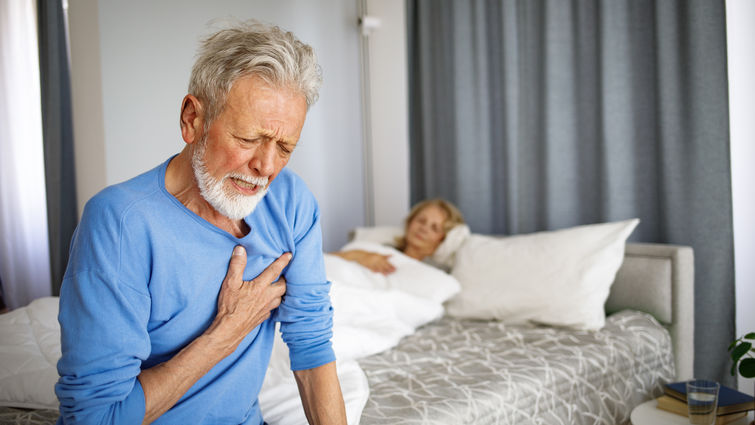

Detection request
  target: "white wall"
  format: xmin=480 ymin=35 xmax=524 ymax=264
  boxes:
xmin=68 ymin=0 xmax=365 ymax=251
xmin=361 ymin=0 xmax=411 ymax=226
xmin=726 ymin=0 xmax=755 ymax=395
xmin=67 ymin=0 xmax=106 ymax=220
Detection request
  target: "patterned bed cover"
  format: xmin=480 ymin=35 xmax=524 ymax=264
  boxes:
xmin=357 ymin=310 xmax=674 ymax=425
xmin=0 ymin=408 xmax=57 ymax=425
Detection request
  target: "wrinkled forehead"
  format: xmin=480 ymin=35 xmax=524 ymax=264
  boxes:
xmin=226 ymin=75 xmax=305 ymax=107
xmin=222 ymin=76 xmax=307 ymax=136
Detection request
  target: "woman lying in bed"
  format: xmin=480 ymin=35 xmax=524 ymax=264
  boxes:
xmin=331 ymin=199 xmax=466 ymax=274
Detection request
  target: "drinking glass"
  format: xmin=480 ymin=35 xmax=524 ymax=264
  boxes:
xmin=686 ymin=379 xmax=720 ymax=425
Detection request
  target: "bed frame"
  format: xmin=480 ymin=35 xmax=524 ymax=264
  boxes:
xmin=606 ymin=242 xmax=694 ymax=381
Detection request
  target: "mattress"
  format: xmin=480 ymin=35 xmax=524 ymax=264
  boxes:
xmin=357 ymin=310 xmax=675 ymax=425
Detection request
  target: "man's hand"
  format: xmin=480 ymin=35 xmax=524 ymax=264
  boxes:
xmin=207 ymin=245 xmax=289 ymax=356
xmin=138 ymin=247 xmax=289 ymax=424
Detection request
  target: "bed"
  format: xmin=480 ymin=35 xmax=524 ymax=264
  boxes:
xmin=0 ymin=220 xmax=693 ymax=425
xmin=347 ymin=220 xmax=692 ymax=425
xmin=355 ymin=242 xmax=692 ymax=424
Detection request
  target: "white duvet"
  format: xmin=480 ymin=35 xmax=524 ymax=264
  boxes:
xmin=0 ymin=241 xmax=461 ymax=425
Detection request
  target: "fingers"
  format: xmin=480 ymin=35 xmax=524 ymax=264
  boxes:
xmin=268 ymin=280 xmax=286 ymax=310
xmin=381 ymin=255 xmax=396 ymax=272
xmin=379 ymin=265 xmax=396 ymax=274
xmin=375 ymin=254 xmax=396 ymax=274
xmin=223 ymin=245 xmax=248 ymax=290
xmin=211 ymin=250 xmax=292 ymax=350
xmin=223 ymin=248 xmax=290 ymax=302
xmin=270 ymin=276 xmax=287 ymax=294
xmin=224 ymin=247 xmax=291 ymax=287
xmin=251 ymin=252 xmax=292 ymax=286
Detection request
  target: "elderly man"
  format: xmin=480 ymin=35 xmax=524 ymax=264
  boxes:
xmin=55 ymin=21 xmax=346 ymax=425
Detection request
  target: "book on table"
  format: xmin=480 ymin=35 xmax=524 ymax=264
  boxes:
xmin=655 ymin=395 xmax=748 ymax=425
xmin=663 ymin=381 xmax=755 ymax=415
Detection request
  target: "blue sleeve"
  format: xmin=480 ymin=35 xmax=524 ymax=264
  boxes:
xmin=275 ymin=182 xmax=336 ymax=371
xmin=55 ymin=193 xmax=151 ymax=424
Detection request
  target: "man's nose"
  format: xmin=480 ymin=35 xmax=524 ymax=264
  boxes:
xmin=250 ymin=141 xmax=276 ymax=177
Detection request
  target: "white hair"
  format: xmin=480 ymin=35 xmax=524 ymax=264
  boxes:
xmin=188 ymin=19 xmax=322 ymax=126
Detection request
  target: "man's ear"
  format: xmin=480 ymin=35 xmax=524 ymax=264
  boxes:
xmin=180 ymin=95 xmax=204 ymax=145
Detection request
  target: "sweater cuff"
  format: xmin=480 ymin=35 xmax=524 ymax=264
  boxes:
xmin=289 ymin=340 xmax=336 ymax=371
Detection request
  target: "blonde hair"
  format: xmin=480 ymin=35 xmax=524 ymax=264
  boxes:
xmin=395 ymin=199 xmax=465 ymax=251
xmin=188 ymin=20 xmax=322 ymax=127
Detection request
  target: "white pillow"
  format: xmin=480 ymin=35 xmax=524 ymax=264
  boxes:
xmin=350 ymin=226 xmax=403 ymax=246
xmin=445 ymin=219 xmax=639 ymax=330
xmin=0 ymin=296 xmax=61 ymax=409
xmin=430 ymin=224 xmax=471 ymax=269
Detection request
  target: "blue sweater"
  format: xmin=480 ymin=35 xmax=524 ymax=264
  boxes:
xmin=55 ymin=158 xmax=335 ymax=424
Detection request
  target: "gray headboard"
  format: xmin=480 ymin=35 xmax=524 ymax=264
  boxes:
xmin=605 ymin=242 xmax=695 ymax=381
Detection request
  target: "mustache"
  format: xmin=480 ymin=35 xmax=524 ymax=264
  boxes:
xmin=225 ymin=173 xmax=268 ymax=187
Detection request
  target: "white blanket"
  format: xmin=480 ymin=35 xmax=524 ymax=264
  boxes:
xmin=0 ymin=242 xmax=461 ymax=425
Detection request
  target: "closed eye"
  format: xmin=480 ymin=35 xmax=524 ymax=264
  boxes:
xmin=277 ymin=141 xmax=294 ymax=155
xmin=235 ymin=133 xmax=295 ymax=157
xmin=238 ymin=136 xmax=261 ymax=145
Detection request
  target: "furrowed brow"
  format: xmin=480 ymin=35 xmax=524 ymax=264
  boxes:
xmin=256 ymin=128 xmax=298 ymax=145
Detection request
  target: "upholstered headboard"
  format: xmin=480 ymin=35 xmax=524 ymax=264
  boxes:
xmin=605 ymin=243 xmax=695 ymax=381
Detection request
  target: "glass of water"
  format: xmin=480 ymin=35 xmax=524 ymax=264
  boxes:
xmin=686 ymin=379 xmax=720 ymax=425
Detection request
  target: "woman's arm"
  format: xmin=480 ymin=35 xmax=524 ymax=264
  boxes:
xmin=330 ymin=250 xmax=396 ymax=274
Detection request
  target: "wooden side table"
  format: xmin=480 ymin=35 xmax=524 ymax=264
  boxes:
xmin=630 ymin=399 xmax=753 ymax=425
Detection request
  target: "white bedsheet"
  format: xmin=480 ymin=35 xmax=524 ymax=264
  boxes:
xmin=0 ymin=243 xmax=460 ymax=425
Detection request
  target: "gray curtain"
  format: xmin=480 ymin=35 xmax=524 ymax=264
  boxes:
xmin=37 ymin=0 xmax=77 ymax=296
xmin=408 ymin=0 xmax=734 ymax=385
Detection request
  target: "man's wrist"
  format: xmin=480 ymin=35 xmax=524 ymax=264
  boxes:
xmin=201 ymin=319 xmax=243 ymax=359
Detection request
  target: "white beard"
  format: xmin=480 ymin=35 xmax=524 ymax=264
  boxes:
xmin=191 ymin=139 xmax=269 ymax=220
